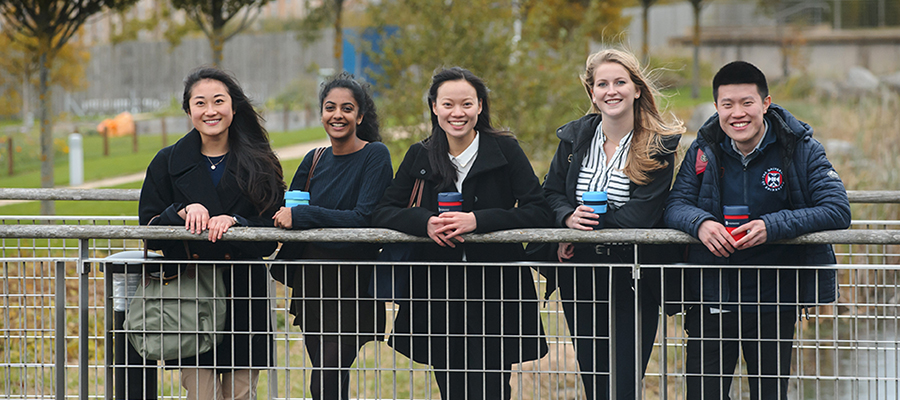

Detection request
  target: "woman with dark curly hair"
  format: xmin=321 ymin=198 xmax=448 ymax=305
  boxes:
xmin=273 ymin=72 xmax=392 ymax=400
xmin=139 ymin=67 xmax=285 ymax=400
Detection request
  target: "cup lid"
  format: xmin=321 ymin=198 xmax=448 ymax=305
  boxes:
xmin=582 ymin=191 xmax=608 ymax=202
xmin=285 ymin=191 xmax=310 ymax=200
xmin=438 ymin=192 xmax=463 ymax=202
xmin=723 ymin=205 xmax=749 ymax=215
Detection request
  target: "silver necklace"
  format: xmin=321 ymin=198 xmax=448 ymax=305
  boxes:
xmin=206 ymin=154 xmax=226 ymax=170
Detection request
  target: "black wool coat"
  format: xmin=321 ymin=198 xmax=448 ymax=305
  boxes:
xmin=372 ymin=133 xmax=552 ymax=368
xmin=139 ymin=129 xmax=281 ymax=369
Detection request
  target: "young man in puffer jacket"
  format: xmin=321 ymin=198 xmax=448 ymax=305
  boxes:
xmin=665 ymin=61 xmax=850 ymax=400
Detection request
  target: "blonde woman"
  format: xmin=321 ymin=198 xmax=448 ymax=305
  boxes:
xmin=541 ymin=49 xmax=684 ymax=400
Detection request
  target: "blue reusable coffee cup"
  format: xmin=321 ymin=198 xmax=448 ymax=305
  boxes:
xmin=284 ymin=191 xmax=310 ymax=207
xmin=582 ymin=191 xmax=608 ymax=230
xmin=723 ymin=205 xmax=750 ymax=240
xmin=438 ymin=192 xmax=463 ymax=213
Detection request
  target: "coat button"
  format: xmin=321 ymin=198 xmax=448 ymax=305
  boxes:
xmin=420 ymin=169 xmax=426 ymax=175
xmin=224 ymin=253 xmax=232 ymax=260
xmin=474 ymin=196 xmax=478 ymax=202
xmin=192 ymin=253 xmax=200 ymax=260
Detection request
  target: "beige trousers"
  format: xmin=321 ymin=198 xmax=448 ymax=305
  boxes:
xmin=180 ymin=368 xmax=260 ymax=400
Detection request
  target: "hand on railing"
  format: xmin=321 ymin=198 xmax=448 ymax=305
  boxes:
xmin=179 ymin=203 xmax=210 ymax=234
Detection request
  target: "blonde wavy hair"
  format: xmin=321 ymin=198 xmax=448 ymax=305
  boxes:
xmin=580 ymin=49 xmax=685 ymax=185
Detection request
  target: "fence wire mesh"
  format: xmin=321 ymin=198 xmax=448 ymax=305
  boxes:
xmin=0 ymin=215 xmax=897 ymax=400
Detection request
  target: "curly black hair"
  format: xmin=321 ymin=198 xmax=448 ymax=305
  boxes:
xmin=319 ymin=71 xmax=382 ymax=143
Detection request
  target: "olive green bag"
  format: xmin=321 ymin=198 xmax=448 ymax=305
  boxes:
xmin=124 ymin=257 xmax=226 ymax=361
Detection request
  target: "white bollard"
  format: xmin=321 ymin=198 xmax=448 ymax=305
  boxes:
xmin=68 ymin=133 xmax=83 ymax=186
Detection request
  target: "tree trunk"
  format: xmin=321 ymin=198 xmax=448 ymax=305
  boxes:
xmin=211 ymin=31 xmax=224 ymax=68
xmin=7 ymin=137 xmax=13 ymax=176
xmin=20 ymin=75 xmax=31 ymax=131
xmin=641 ymin=3 xmax=650 ymax=63
xmin=333 ymin=0 xmax=344 ymax=72
xmin=38 ymin=46 xmax=55 ymax=216
xmin=691 ymin=1 xmax=702 ymax=99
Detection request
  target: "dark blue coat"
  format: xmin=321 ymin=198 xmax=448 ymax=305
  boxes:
xmin=665 ymin=104 xmax=850 ymax=307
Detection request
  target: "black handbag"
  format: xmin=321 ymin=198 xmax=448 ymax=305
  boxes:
xmin=368 ymin=178 xmax=424 ymax=300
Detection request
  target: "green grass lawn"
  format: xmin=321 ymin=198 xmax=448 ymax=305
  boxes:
xmin=0 ymin=127 xmax=320 ymax=217
xmin=0 ymin=126 xmax=324 ymax=188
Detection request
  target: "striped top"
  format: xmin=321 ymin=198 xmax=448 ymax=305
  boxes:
xmin=575 ymin=122 xmax=632 ymax=207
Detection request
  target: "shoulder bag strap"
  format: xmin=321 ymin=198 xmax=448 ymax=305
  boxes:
xmin=408 ymin=178 xmax=425 ymax=208
xmin=304 ymin=147 xmax=328 ymax=191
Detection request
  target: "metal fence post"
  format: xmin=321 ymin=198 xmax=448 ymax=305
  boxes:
xmin=104 ymin=261 xmax=114 ymax=400
xmin=634 ymin=245 xmax=642 ymax=400
xmin=56 ymin=260 xmax=67 ymax=400
xmin=78 ymin=239 xmax=90 ymax=400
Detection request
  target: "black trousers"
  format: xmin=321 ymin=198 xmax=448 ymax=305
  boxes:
xmin=555 ymin=245 xmax=660 ymax=400
xmin=684 ymin=306 xmax=797 ymax=400
xmin=305 ymin=335 xmax=375 ymax=400
xmin=433 ymin=365 xmax=512 ymax=400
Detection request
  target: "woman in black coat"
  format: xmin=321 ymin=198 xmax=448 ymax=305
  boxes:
xmin=372 ymin=67 xmax=552 ymax=400
xmin=139 ymin=67 xmax=285 ymax=400
xmin=541 ymin=49 xmax=683 ymax=400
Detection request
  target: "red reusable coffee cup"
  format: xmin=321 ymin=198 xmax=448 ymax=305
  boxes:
xmin=723 ymin=205 xmax=750 ymax=240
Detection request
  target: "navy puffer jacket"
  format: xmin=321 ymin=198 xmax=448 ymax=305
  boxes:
xmin=665 ymin=104 xmax=850 ymax=306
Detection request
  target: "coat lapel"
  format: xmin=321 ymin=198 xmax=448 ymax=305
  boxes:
xmin=216 ymin=162 xmax=244 ymax=214
xmin=464 ymin=133 xmax=508 ymax=182
xmin=169 ymin=130 xmax=227 ymax=215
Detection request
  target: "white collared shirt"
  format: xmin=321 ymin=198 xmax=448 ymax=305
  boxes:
xmin=576 ymin=122 xmax=633 ymax=207
xmin=449 ymin=132 xmax=479 ymax=193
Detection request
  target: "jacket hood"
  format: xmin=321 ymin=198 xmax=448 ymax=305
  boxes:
xmin=697 ymin=103 xmax=812 ymax=147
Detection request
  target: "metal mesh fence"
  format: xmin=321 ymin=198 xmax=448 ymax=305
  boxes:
xmin=0 ymin=226 xmax=897 ymax=400
xmin=0 ymin=187 xmax=897 ymax=400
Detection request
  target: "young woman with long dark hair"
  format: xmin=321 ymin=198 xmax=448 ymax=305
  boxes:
xmin=272 ymin=72 xmax=391 ymax=400
xmin=139 ymin=67 xmax=285 ymax=400
xmin=373 ymin=67 xmax=552 ymax=400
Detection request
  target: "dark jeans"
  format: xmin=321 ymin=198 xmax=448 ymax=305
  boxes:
xmin=684 ymin=306 xmax=797 ymax=400
xmin=305 ymin=335 xmax=371 ymax=400
xmin=555 ymin=245 xmax=660 ymax=400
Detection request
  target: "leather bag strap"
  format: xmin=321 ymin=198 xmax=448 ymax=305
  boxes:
xmin=304 ymin=147 xmax=328 ymax=191
xmin=407 ymin=179 xmax=424 ymax=208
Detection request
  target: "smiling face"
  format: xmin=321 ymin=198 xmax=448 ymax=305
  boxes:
xmin=715 ymin=83 xmax=771 ymax=154
xmin=432 ymin=79 xmax=482 ymax=144
xmin=590 ymin=62 xmax=640 ymax=121
xmin=321 ymin=87 xmax=363 ymax=142
xmin=188 ymin=79 xmax=234 ymax=142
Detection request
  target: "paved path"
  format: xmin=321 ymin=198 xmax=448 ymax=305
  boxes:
xmin=76 ymin=139 xmax=330 ymax=190
xmin=0 ymin=139 xmax=331 ymax=207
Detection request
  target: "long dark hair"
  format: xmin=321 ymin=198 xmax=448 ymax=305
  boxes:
xmin=424 ymin=67 xmax=509 ymax=189
xmin=319 ymin=71 xmax=381 ymax=143
xmin=182 ymin=67 xmax=286 ymax=214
